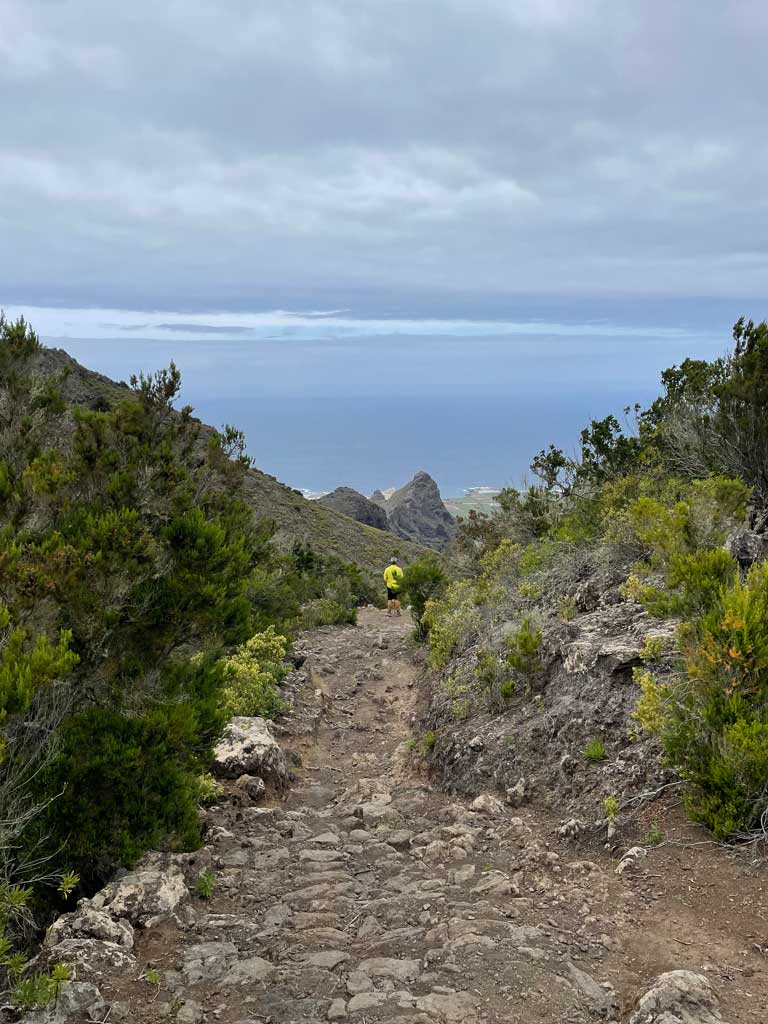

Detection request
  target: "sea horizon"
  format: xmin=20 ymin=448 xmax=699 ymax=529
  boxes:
xmin=4 ymin=297 xmax=741 ymax=497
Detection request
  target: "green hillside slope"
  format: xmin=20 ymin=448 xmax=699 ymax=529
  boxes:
xmin=39 ymin=346 xmax=427 ymax=576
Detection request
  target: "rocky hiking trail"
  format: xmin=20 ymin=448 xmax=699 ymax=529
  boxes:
xmin=24 ymin=611 xmax=768 ymax=1024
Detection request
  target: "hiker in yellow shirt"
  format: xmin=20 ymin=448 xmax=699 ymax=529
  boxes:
xmin=383 ymin=558 xmax=404 ymax=616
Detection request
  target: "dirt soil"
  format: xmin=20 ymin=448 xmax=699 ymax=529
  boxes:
xmin=93 ymin=609 xmax=768 ymax=1023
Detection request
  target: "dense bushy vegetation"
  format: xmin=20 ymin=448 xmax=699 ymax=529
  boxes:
xmin=428 ymin=317 xmax=768 ymax=842
xmin=0 ymin=316 xmax=376 ymax=998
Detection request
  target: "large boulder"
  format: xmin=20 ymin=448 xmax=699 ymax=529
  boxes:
xmin=629 ymin=970 xmax=727 ymax=1024
xmin=34 ymin=938 xmax=137 ymax=977
xmin=46 ymin=907 xmax=134 ymax=950
xmin=212 ymin=716 xmax=289 ymax=789
xmin=385 ymin=471 xmax=456 ymax=551
xmin=89 ymin=862 xmax=188 ymax=926
xmin=21 ymin=981 xmax=106 ymax=1024
xmin=317 ymin=487 xmax=390 ymax=531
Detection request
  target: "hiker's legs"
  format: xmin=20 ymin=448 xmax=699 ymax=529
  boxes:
xmin=387 ymin=598 xmax=393 ymax=615
xmin=395 ymin=598 xmax=401 ymax=616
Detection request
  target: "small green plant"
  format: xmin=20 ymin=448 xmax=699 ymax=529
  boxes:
xmin=559 ymin=597 xmax=577 ymax=622
xmin=582 ymin=737 xmax=607 ymax=761
xmin=517 ymin=581 xmax=542 ymax=601
xmin=620 ymin=572 xmax=647 ymax=603
xmin=505 ymin=617 xmax=543 ymax=694
xmin=643 ymin=822 xmax=665 ymax=846
xmin=444 ymin=675 xmax=474 ymax=720
xmin=603 ymin=794 xmax=619 ymax=823
xmin=12 ymin=963 xmax=72 ymax=1011
xmin=640 ymin=635 xmax=666 ymax=662
xmin=499 ymin=680 xmax=516 ymax=701
xmin=451 ymin=699 xmax=472 ymax=721
xmin=420 ymin=730 xmax=437 ymax=754
xmin=196 ymin=773 xmax=223 ymax=806
xmin=194 ymin=869 xmax=216 ymax=900
xmin=474 ymin=650 xmax=500 ymax=690
xmin=57 ymin=871 xmax=80 ymax=899
xmin=143 ymin=968 xmax=162 ymax=987
xmin=632 ymin=667 xmax=669 ymax=735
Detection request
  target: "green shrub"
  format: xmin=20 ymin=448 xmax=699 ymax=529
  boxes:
xmin=423 ymin=579 xmax=480 ymax=669
xmin=34 ymin=702 xmax=210 ymax=886
xmin=582 ymin=737 xmax=607 ymax=761
xmin=640 ymin=635 xmax=667 ymax=662
xmin=196 ymin=773 xmax=223 ymax=806
xmin=603 ymin=794 xmax=619 ymax=823
xmin=220 ymin=627 xmax=289 ymax=719
xmin=400 ymin=556 xmax=447 ymax=637
xmin=644 ymin=823 xmax=665 ymax=846
xmin=505 ymin=618 xmax=543 ymax=693
xmin=12 ymin=963 xmax=72 ymax=1011
xmin=629 ymin=497 xmax=691 ymax=566
xmin=638 ymin=549 xmax=738 ymax=618
xmin=420 ymin=731 xmax=437 ymax=754
xmin=300 ymin=597 xmax=356 ymax=630
xmin=474 ymin=649 xmax=518 ymax=710
xmin=632 ymin=667 xmax=669 ymax=735
xmin=660 ymin=563 xmax=768 ymax=839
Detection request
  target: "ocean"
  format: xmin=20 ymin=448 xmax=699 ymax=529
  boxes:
xmin=14 ymin=297 xmax=737 ymax=498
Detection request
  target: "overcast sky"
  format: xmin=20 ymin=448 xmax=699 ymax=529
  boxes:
xmin=2 ymin=0 xmax=768 ymax=310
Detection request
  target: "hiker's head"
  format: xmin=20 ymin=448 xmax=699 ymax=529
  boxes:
xmin=391 ymin=557 xmax=398 ymax=565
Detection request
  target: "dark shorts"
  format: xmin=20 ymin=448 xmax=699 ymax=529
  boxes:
xmin=387 ymin=588 xmax=400 ymax=601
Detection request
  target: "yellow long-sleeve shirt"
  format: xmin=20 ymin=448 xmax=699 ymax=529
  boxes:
xmin=383 ymin=564 xmax=404 ymax=591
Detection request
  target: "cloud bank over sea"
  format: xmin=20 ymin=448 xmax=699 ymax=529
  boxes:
xmin=4 ymin=305 xmax=694 ymax=344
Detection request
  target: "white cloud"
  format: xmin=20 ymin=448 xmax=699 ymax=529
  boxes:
xmin=3 ymin=304 xmax=691 ymax=343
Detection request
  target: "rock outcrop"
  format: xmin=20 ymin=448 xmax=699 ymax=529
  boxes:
xmin=384 ymin=470 xmax=456 ymax=551
xmin=630 ymin=970 xmax=727 ymax=1023
xmin=422 ymin=595 xmax=678 ymax=819
xmin=212 ymin=716 xmax=289 ymax=790
xmin=317 ymin=487 xmax=390 ymax=531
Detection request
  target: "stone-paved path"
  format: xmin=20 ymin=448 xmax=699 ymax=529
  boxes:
xmin=28 ymin=610 xmax=743 ymax=1024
